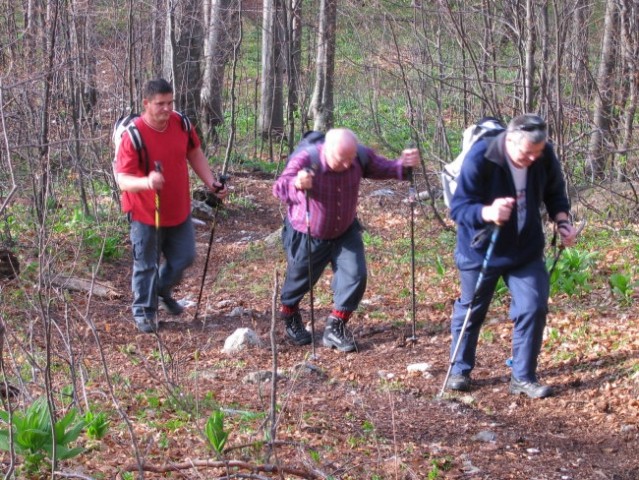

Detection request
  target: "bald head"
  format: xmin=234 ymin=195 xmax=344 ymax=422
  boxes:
xmin=324 ymin=128 xmax=358 ymax=172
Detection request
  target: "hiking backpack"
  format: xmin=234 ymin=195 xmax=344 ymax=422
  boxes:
xmin=441 ymin=117 xmax=505 ymax=207
xmin=289 ymin=130 xmax=369 ymax=173
xmin=112 ymin=111 xmax=193 ymax=178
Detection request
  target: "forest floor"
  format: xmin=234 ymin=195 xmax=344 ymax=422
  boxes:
xmin=2 ymin=172 xmax=639 ymax=479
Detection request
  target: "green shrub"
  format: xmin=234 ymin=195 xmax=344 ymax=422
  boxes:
xmin=609 ymin=272 xmax=636 ymax=306
xmin=547 ymin=248 xmax=594 ymax=296
xmin=0 ymin=397 xmax=86 ymax=473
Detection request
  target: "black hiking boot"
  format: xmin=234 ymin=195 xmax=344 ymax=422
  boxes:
xmin=509 ymin=377 xmax=553 ymax=399
xmin=159 ymin=295 xmax=184 ymax=315
xmin=322 ymin=315 xmax=356 ymax=353
xmin=134 ymin=315 xmax=157 ymax=334
xmin=284 ymin=312 xmax=312 ymax=346
xmin=446 ymin=374 xmax=471 ymax=392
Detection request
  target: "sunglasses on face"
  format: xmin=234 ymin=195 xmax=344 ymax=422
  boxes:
xmin=514 ymin=120 xmax=546 ymax=132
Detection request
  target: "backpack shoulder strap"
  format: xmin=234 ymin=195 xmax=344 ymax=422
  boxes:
xmin=176 ymin=111 xmax=192 ymax=132
xmin=356 ymin=144 xmax=369 ymax=174
xmin=126 ymin=122 xmax=144 ymax=151
xmin=294 ymin=131 xmax=324 ymax=172
xmin=175 ymin=110 xmax=195 ymax=149
xmin=304 ymin=144 xmax=322 ymax=172
xmin=127 ymin=119 xmax=150 ymax=174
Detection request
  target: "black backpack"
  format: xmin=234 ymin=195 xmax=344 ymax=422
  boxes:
xmin=289 ymin=130 xmax=369 ymax=174
xmin=112 ymin=111 xmax=193 ymax=176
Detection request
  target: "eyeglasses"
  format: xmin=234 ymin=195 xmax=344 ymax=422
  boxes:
xmin=513 ymin=119 xmax=546 ymax=132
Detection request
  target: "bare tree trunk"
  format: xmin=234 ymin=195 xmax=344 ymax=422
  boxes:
xmin=569 ymin=1 xmax=592 ymax=98
xmin=222 ymin=0 xmax=244 ymax=174
xmin=538 ymin=1 xmax=549 ymax=117
xmin=259 ymin=0 xmax=285 ymax=139
xmin=201 ymin=0 xmax=235 ymax=147
xmin=152 ymin=0 xmax=164 ymax=74
xmin=68 ymin=0 xmax=97 ymax=116
xmin=163 ymin=0 xmax=178 ymax=86
xmin=523 ymin=0 xmax=536 ymax=112
xmin=36 ymin=3 xmax=62 ymax=474
xmin=618 ymin=0 xmax=638 ymax=180
xmin=588 ymin=0 xmax=618 ymax=181
xmin=308 ymin=0 xmax=337 ymax=131
xmin=433 ymin=13 xmax=449 ymax=153
xmin=33 ymin=0 xmax=60 ymax=224
xmin=66 ymin=1 xmax=91 ymax=217
xmin=549 ymin=0 xmax=566 ymax=159
xmin=175 ymin=0 xmax=203 ymax=118
xmin=0 ymin=2 xmax=16 ymax=66
xmin=480 ymin=0 xmax=500 ymax=118
xmin=0 ymin=80 xmax=18 ymax=218
xmin=284 ymin=0 xmax=302 ymax=150
xmin=126 ymin=0 xmax=137 ymax=109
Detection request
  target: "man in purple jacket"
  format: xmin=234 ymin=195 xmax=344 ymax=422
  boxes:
xmin=273 ymin=128 xmax=420 ymax=352
xmin=446 ymin=114 xmax=578 ymax=398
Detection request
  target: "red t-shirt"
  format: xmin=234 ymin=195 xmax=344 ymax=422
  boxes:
xmin=115 ymin=112 xmax=201 ymax=227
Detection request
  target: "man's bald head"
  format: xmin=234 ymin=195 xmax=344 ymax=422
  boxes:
xmin=324 ymin=128 xmax=358 ymax=172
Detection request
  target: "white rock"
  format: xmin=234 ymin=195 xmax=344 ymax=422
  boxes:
xmin=222 ymin=328 xmax=262 ymax=354
xmin=407 ymin=362 xmax=432 ymax=373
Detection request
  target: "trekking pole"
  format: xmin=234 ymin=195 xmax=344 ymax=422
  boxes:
xmin=154 ymin=161 xmax=162 ymax=330
xmin=547 ymin=222 xmax=564 ymax=279
xmin=407 ymin=164 xmax=418 ymax=343
xmin=193 ymin=174 xmax=229 ymax=324
xmin=404 ymin=139 xmax=419 ymax=342
xmin=439 ymin=225 xmax=500 ymax=397
xmin=548 ymin=218 xmax=586 ymax=278
xmin=305 ymin=185 xmax=317 ymax=359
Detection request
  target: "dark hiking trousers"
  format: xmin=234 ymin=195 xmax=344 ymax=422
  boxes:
xmin=449 ymin=257 xmax=549 ymax=382
xmin=280 ymin=219 xmax=367 ymax=312
xmin=130 ymin=217 xmax=195 ymax=319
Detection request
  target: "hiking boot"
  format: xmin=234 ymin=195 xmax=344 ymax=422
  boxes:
xmin=284 ymin=312 xmax=312 ymax=346
xmin=134 ymin=316 xmax=157 ymax=334
xmin=509 ymin=377 xmax=553 ymax=399
xmin=322 ymin=316 xmax=356 ymax=353
xmin=446 ymin=374 xmax=471 ymax=392
xmin=159 ymin=295 xmax=184 ymax=315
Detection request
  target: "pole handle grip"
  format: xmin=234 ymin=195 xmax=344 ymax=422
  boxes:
xmin=214 ymin=174 xmax=230 ymax=193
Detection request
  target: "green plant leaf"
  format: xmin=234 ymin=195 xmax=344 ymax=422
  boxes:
xmin=205 ymin=410 xmax=229 ymax=455
xmin=0 ymin=430 xmax=11 ymax=452
xmin=85 ymin=411 xmax=110 ymax=440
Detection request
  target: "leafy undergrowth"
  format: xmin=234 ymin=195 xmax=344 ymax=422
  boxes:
xmin=1 ymin=173 xmax=638 ymax=479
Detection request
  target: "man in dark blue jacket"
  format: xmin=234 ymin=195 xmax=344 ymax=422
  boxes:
xmin=446 ymin=114 xmax=577 ymax=398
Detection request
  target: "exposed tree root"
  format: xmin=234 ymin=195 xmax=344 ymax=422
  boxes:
xmin=120 ymin=459 xmax=324 ymax=479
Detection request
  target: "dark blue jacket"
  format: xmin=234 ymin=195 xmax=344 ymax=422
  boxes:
xmin=450 ymin=132 xmax=570 ymax=270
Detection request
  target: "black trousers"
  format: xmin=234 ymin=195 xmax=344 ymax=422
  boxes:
xmin=280 ymin=219 xmax=367 ymax=313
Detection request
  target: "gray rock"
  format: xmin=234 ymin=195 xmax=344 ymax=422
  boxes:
xmin=243 ymin=370 xmax=283 ymax=384
xmin=473 ymin=430 xmax=497 ymax=442
xmin=369 ymin=188 xmax=395 ymax=197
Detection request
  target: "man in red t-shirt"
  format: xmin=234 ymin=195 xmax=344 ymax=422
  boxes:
xmin=115 ymin=78 xmax=227 ymax=333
